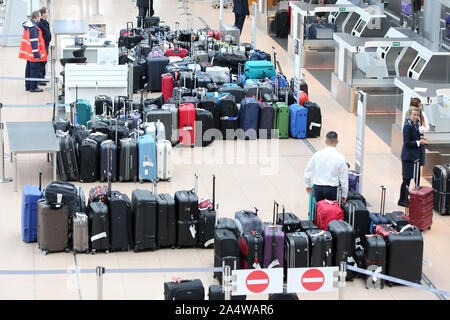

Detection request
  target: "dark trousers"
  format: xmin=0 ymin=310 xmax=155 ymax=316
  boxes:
xmin=313 ymin=185 xmax=338 ymax=202
xmin=25 ymin=61 xmax=41 ymax=90
xmin=39 ymin=45 xmax=49 ymax=79
xmin=234 ymin=14 xmax=246 ymax=34
xmin=137 ymin=6 xmax=154 ymax=27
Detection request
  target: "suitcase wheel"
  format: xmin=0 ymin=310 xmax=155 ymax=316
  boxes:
xmin=42 ymin=250 xmax=48 ymax=256
xmin=105 ymin=250 xmax=110 ymax=254
xmin=168 ymin=178 xmax=172 ymax=182
xmin=85 ymin=249 xmax=90 ymax=254
xmin=91 ymin=249 xmax=96 ymax=255
xmin=134 ymin=245 xmax=139 ymax=252
xmin=65 ymin=247 xmax=70 ymax=253
xmin=119 ymin=177 xmax=123 ymax=182
xmin=139 ymin=179 xmax=143 ymax=184
xmin=133 ymin=177 xmax=137 ymax=183
xmin=191 ymin=145 xmax=195 ymax=148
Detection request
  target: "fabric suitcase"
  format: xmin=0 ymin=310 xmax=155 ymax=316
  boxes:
xmin=342 ymin=200 xmax=369 ymax=242
xmin=244 ymin=60 xmax=276 ymax=79
xmin=37 ymin=200 xmax=70 ymax=254
xmin=178 ymin=103 xmax=196 ymax=147
xmin=208 ymin=285 xmax=247 ymax=300
xmin=219 ymin=95 xmax=239 ymax=140
xmin=89 ymin=201 xmax=110 ymax=253
xmin=162 ymin=73 xmax=174 ymax=103
xmin=195 ymin=71 xmax=213 ymax=88
xmin=156 ymin=139 xmax=173 ymax=181
xmin=157 ymin=193 xmax=176 ymax=248
xmin=239 ymin=98 xmax=260 ymax=140
xmin=363 ymin=235 xmax=386 ymax=289
xmin=385 ymin=211 xmax=411 ymax=232
xmin=21 ymin=172 xmax=42 ymax=243
xmin=216 ymin=218 xmax=239 ymax=238
xmin=161 ymin=104 xmax=179 ymax=145
xmin=305 ymin=229 xmax=333 ymax=267
xmin=144 ymin=16 xmax=160 ymax=28
xmin=73 ymin=212 xmax=89 ymax=253
xmin=274 ymin=10 xmax=289 ymax=38
xmin=200 ymin=96 xmax=220 ymax=130
xmin=289 ymin=104 xmax=308 ymax=139
xmin=307 ymin=22 xmax=337 ymax=40
xmin=303 ymin=101 xmax=322 ymax=138
xmin=56 ymin=133 xmax=79 ymax=182
xmin=235 ymin=210 xmax=263 ymax=236
xmin=409 ymin=185 xmax=434 ymax=231
xmin=118 ymin=138 xmax=138 ymax=182
xmin=298 ymin=91 xmax=309 ymax=107
xmin=146 ymin=56 xmax=170 ymax=91
xmin=137 ymin=135 xmax=157 ymax=182
xmin=175 ymin=178 xmax=199 ymax=248
xmin=165 ymin=48 xmax=189 ymax=58
xmin=109 ymin=191 xmax=132 ymax=251
xmin=432 ymin=164 xmax=450 ymax=215
xmin=348 ymin=170 xmax=360 ymax=192
xmin=258 ymin=102 xmax=274 ymax=139
xmin=220 ymin=24 xmax=240 ymax=44
xmin=347 ymin=189 xmax=367 ymax=206
xmin=240 ymin=231 xmax=264 ymax=269
xmin=44 ymin=181 xmax=86 ymax=215
xmin=79 ymin=138 xmax=99 ymax=183
xmin=285 ymin=231 xmax=309 ymax=269
xmin=205 ymin=66 xmax=231 ymax=85
xmin=272 ymin=102 xmax=289 ymax=139
xmin=164 ymin=279 xmax=204 ymax=300
xmin=212 ymin=53 xmax=247 ymax=74
xmin=95 ymin=95 xmax=113 ymax=116
xmin=328 ymin=220 xmax=355 ymax=267
xmin=195 ymin=108 xmax=215 ymax=147
xmin=214 ymin=229 xmax=240 ymax=283
xmin=99 ymin=140 xmax=117 ymax=182
xmin=375 ymin=224 xmax=398 ymax=239
xmin=218 ymin=86 xmax=245 ymax=104
xmin=316 ymin=200 xmax=344 ymax=231
xmin=131 ymin=189 xmax=157 ymax=252
xmin=276 ymin=206 xmax=301 ymax=233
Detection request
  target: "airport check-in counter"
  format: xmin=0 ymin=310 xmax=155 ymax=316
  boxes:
xmin=392 ymin=77 xmax=450 ymax=176
xmin=255 ymin=0 xmax=289 ymax=35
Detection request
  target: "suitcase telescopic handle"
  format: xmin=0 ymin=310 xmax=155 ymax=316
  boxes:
xmin=194 ymin=172 xmax=198 ymax=195
xmin=212 ymin=174 xmax=216 ymax=209
xmin=38 ymin=169 xmax=42 ymax=192
xmin=282 ymin=204 xmax=286 ymax=226
xmin=273 ymin=201 xmax=279 ymax=225
xmin=413 ymin=159 xmax=420 ymax=189
xmin=380 ymin=185 xmax=386 ymax=215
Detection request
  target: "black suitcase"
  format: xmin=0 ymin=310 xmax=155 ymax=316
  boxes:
xmin=218 ymin=86 xmax=246 ymax=104
xmin=214 ymin=229 xmax=240 ymax=283
xmin=432 ymin=164 xmax=450 ymax=215
xmin=89 ymin=201 xmax=110 ymax=253
xmin=146 ymin=56 xmax=170 ymax=92
xmin=278 ymin=87 xmax=296 ymax=106
xmin=305 ymin=229 xmax=332 ymax=267
xmin=303 ymin=101 xmax=322 ymax=138
xmin=195 ymin=108 xmax=215 ymax=147
xmin=285 ymin=231 xmax=309 ymax=270
xmin=258 ymin=102 xmax=274 ymax=139
xmin=198 ymin=175 xmax=216 ymax=248
xmin=164 ymin=279 xmax=204 ymax=300
xmin=174 ymin=175 xmax=199 ymax=248
xmin=131 ymin=59 xmax=147 ymax=93
xmin=44 ymin=181 xmax=86 ymax=215
xmin=327 ymin=220 xmax=355 ymax=268
xmin=109 ymin=191 xmax=132 ymax=252
xmin=208 ymin=285 xmax=247 ymax=300
xmin=240 ymin=231 xmax=264 ymax=269
xmin=95 ymin=95 xmax=113 ymax=116
xmin=172 ymin=87 xmax=192 ymax=100
xmin=79 ymin=138 xmax=99 ymax=183
xmin=347 ymin=189 xmax=367 ymax=206
xmin=200 ymin=96 xmax=220 ymax=130
xmin=274 ymin=10 xmax=289 ymax=38
xmin=215 ymin=218 xmax=239 ymax=238
xmin=56 ymin=134 xmax=80 ymax=182
xmin=114 ymin=96 xmax=127 ymax=116
xmin=179 ymin=72 xmax=195 ymax=90
xmin=118 ymin=138 xmax=138 ymax=182
xmin=144 ymin=16 xmax=160 ymax=28
xmin=71 ymin=125 xmax=90 ymax=147
xmin=144 ymin=95 xmax=165 ymax=108
xmin=195 ymin=72 xmax=212 ymax=88
xmin=90 ymin=123 xmax=111 ymax=136
xmin=386 ymin=228 xmax=423 ymax=284
xmin=99 ymin=140 xmax=117 ymax=182
xmin=219 ymin=95 xmax=239 ymax=140
xmin=212 ymin=53 xmax=247 ymax=75
xmin=385 ymin=211 xmax=411 ymax=232
xmin=363 ymin=235 xmax=386 ymax=289
xmin=300 ymin=220 xmax=318 ymax=231
xmin=342 ymin=200 xmax=369 ymax=243
xmin=157 ymin=193 xmax=176 ymax=248
xmin=109 ymin=121 xmax=130 ymax=142
xmin=206 ymin=82 xmax=218 ymax=92
xmin=276 ymin=205 xmax=301 ymax=233
xmin=269 ymin=288 xmax=299 ymax=300
xmin=131 ymin=189 xmax=157 ymax=252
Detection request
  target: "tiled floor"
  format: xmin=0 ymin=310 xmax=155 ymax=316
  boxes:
xmin=0 ymin=0 xmax=448 ymax=300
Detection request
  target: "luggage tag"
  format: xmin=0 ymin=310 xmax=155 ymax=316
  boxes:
xmin=267 ymin=259 xmax=280 ymax=269
xmin=189 ymin=224 xmax=197 ymax=239
xmin=91 ymin=232 xmax=107 ymax=242
xmin=56 ymin=193 xmax=63 ymax=208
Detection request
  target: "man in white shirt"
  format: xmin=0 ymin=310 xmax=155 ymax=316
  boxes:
xmin=304 ymin=131 xmax=349 ymax=202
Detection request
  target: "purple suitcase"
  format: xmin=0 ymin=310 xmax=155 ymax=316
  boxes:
xmin=263 ymin=202 xmax=285 ymax=269
xmin=349 ymin=170 xmax=360 ymax=192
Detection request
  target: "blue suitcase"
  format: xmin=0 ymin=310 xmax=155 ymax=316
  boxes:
xmin=244 ymin=61 xmax=276 ymax=79
xmin=240 ymin=98 xmax=260 ymax=140
xmin=289 ymin=104 xmax=308 ymax=139
xmin=21 ymin=171 xmax=43 ymax=242
xmin=138 ymin=135 xmax=157 ymax=182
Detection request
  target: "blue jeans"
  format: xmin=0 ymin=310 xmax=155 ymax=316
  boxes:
xmin=25 ymin=61 xmax=41 ymax=90
xmin=313 ymin=185 xmax=338 ymax=202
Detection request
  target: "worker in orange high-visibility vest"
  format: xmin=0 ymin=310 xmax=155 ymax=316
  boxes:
xmin=19 ymin=10 xmax=47 ymax=93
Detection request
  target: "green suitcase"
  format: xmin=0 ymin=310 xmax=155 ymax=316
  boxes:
xmin=75 ymin=99 xmax=93 ymax=128
xmin=272 ymin=102 xmax=289 ymax=139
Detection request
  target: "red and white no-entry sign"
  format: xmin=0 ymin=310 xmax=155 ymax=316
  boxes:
xmin=301 ymin=269 xmax=325 ymax=291
xmin=233 ymin=268 xmax=283 ymax=296
xmin=246 ymin=270 xmax=270 ymax=293
xmin=287 ymin=267 xmax=338 ymax=294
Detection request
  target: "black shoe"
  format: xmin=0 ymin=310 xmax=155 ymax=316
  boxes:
xmin=29 ymin=88 xmax=44 ymax=93
xmin=38 ymin=82 xmax=47 ymax=86
xmin=397 ymin=200 xmax=409 ymax=208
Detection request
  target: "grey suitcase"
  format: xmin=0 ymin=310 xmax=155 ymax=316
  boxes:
xmin=144 ymin=109 xmax=172 ymax=141
xmin=220 ymin=24 xmax=240 ymax=45
xmin=161 ymin=104 xmax=179 ymax=145
xmin=37 ymin=199 xmax=70 ymax=255
xmin=73 ymin=212 xmax=90 ymax=253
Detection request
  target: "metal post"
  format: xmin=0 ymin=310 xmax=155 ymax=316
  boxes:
xmin=339 ymin=261 xmax=347 ymax=300
xmin=223 ymin=265 xmax=232 ymax=301
xmin=93 ymin=0 xmax=102 ymax=16
xmin=219 ymin=0 xmax=224 ymax=30
xmin=96 ymin=266 xmax=105 ymax=300
xmin=51 ymin=45 xmax=57 ymax=104
xmin=251 ymin=2 xmax=257 ymax=49
xmin=0 ymin=103 xmax=13 ymax=184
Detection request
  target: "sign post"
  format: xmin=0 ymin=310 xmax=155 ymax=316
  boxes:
xmin=355 ymin=91 xmax=367 ymax=193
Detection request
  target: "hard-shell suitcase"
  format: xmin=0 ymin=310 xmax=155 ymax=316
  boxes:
xmin=109 ymin=191 xmax=132 ymax=252
xmin=99 ymin=140 xmax=118 ymax=182
xmin=347 ymin=189 xmax=366 ymax=205
xmin=220 ymin=24 xmax=240 ymax=44
xmin=208 ymin=285 xmax=247 ymax=300
xmin=289 ymin=104 xmax=308 ymax=139
xmin=306 ymin=229 xmax=333 ymax=267
xmin=89 ymin=201 xmax=110 ymax=253
xmin=218 ymin=86 xmax=245 ymax=104
xmin=276 ymin=205 xmax=301 ymax=233
xmin=272 ymin=102 xmax=289 ymax=139
xmin=37 ymin=200 xmax=70 ymax=255
xmin=342 ymin=200 xmax=369 ymax=242
xmin=263 ymin=202 xmax=285 ymax=269
xmin=146 ymin=56 xmax=170 ymax=91
xmin=175 ymin=174 xmax=199 ymax=248
xmin=200 ymin=96 xmax=220 ymax=130
xmin=219 ymin=95 xmax=239 ymax=140
xmin=164 ymin=279 xmax=205 ymax=300
xmin=162 ymin=73 xmax=174 ymax=103
xmin=298 ymin=90 xmax=309 ymax=106
xmin=198 ymin=175 xmax=217 ymax=248
xmin=131 ymin=188 xmax=157 ymax=252
xmin=328 ymin=220 xmax=355 ymax=267
xmin=161 ymin=104 xmax=179 ymax=145
xmin=235 ymin=209 xmax=263 ymax=236
xmin=274 ymin=10 xmax=289 ymax=38
xmin=363 ymin=235 xmax=386 ymax=289
xmin=216 ymin=218 xmax=240 ymax=238
xmin=95 ymin=95 xmax=113 ymax=116
xmin=244 ymin=60 xmax=276 ymax=79
xmin=239 ymin=97 xmax=260 ymax=140
xmin=157 ymin=192 xmax=176 ymax=248
xmin=258 ymin=102 xmax=274 ymax=139
xmin=73 ymin=212 xmax=89 ymax=253
xmin=21 ymin=171 xmax=43 ymax=243
xmin=179 ymin=71 xmax=195 ymax=90
xmin=432 ymin=164 xmax=450 ymax=215
xmin=300 ymin=220 xmax=319 ymax=232
xmin=214 ymin=229 xmax=240 ymax=283
xmin=195 ymin=108 xmax=215 ymax=147
xmin=156 ymin=139 xmax=173 ymax=181
xmin=56 ymin=133 xmax=79 ymax=182
xmin=240 ymin=230 xmax=264 ymax=269
xmin=145 ymin=109 xmax=172 ymax=142
xmin=285 ymin=231 xmax=309 ymax=269
xmin=303 ymin=101 xmax=322 ymax=138
xmin=137 ymin=134 xmax=157 ymax=182
xmin=316 ymin=200 xmax=344 ymax=231
xmin=178 ymin=103 xmax=196 ymax=147
xmin=79 ymin=138 xmax=99 ymax=183
xmin=409 ymin=161 xmax=434 ymax=230
xmin=212 ymin=53 xmax=246 ymax=74
xmin=118 ymin=138 xmax=138 ymax=182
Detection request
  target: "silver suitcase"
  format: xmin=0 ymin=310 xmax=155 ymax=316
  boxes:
xmin=144 ymin=121 xmax=166 ymax=141
xmin=220 ymin=24 xmax=240 ymax=45
xmin=73 ymin=212 xmax=89 ymax=253
xmin=194 ymin=51 xmax=209 ymax=64
xmin=157 ymin=139 xmax=173 ymax=181
xmin=161 ymin=104 xmax=179 ymax=145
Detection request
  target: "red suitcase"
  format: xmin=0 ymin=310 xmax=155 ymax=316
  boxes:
xmin=162 ymin=73 xmax=174 ymax=103
xmin=165 ymin=48 xmax=188 ymax=58
xmin=316 ymin=200 xmax=344 ymax=231
xmin=374 ymin=224 xmax=397 ymax=239
xmin=408 ymin=161 xmax=434 ymax=231
xmin=298 ymin=91 xmax=309 ymax=106
xmin=207 ymin=30 xmax=220 ymax=40
xmin=178 ymin=103 xmax=196 ymax=147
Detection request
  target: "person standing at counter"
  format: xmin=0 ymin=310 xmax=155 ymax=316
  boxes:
xmin=37 ymin=7 xmax=51 ymax=86
xmin=398 ymin=106 xmax=428 ymax=207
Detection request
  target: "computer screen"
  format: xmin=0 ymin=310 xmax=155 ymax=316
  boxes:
xmin=88 ymin=24 xmax=106 ymax=38
xmin=401 ymin=0 xmax=413 ymax=17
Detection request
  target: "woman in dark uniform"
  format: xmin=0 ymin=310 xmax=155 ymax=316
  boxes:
xmin=398 ymin=106 xmax=428 ymax=207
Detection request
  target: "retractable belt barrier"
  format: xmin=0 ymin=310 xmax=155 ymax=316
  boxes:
xmin=0 ymin=267 xmax=222 ymax=275
xmin=2 ymin=104 xmax=70 ymax=108
xmin=0 ymin=76 xmax=55 ymax=82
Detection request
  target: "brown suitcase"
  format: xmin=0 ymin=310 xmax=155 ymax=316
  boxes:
xmin=37 ymin=199 xmax=70 ymax=255
xmin=73 ymin=212 xmax=90 ymax=253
